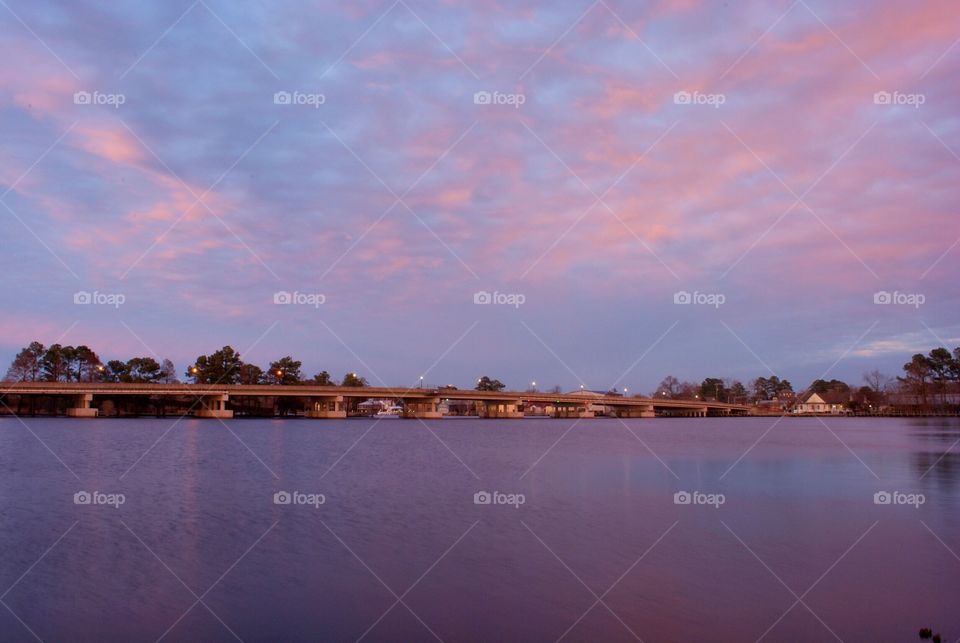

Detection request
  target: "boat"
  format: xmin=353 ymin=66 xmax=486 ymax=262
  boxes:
xmin=375 ymin=404 xmax=403 ymax=418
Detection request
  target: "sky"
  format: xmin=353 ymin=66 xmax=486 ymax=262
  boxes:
xmin=0 ymin=0 xmax=958 ymax=393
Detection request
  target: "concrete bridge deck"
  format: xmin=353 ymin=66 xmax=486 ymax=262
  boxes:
xmin=0 ymin=382 xmax=750 ymax=419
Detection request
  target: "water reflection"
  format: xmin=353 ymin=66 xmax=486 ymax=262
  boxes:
xmin=905 ymin=418 xmax=960 ymax=491
xmin=0 ymin=416 xmax=957 ymax=641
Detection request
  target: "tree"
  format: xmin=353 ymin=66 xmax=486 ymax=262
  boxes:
xmin=928 ymin=348 xmax=953 ymax=407
xmin=728 ymin=380 xmax=748 ymax=404
xmin=159 ymin=359 xmax=179 ymax=383
xmin=950 ymin=348 xmax=960 ymax=382
xmin=776 ymin=379 xmax=794 ymax=396
xmin=312 ymin=371 xmax=333 ymax=386
xmin=700 ymin=377 xmax=728 ymax=402
xmin=65 ymin=345 xmax=102 ymax=382
xmin=751 ymin=377 xmax=770 ymax=402
xmin=268 ymin=356 xmax=302 ymax=384
xmin=188 ymin=346 xmax=243 ymax=384
xmin=900 ymin=354 xmax=933 ymax=407
xmin=238 ymin=363 xmax=264 ymax=385
xmin=4 ymin=341 xmax=46 ymax=381
xmin=341 ymin=372 xmax=367 ymax=387
xmin=103 ymin=360 xmax=128 ymax=382
xmin=950 ymin=348 xmax=960 ymax=383
xmin=655 ymin=376 xmax=681 ymax=398
xmin=125 ymin=357 xmax=163 ymax=383
xmin=475 ymin=376 xmax=505 ymax=392
xmin=809 ymin=379 xmax=850 ymax=395
xmin=41 ymin=344 xmax=70 ymax=381
xmin=862 ymin=370 xmax=891 ymax=406
xmin=853 ymin=385 xmax=882 ymax=409
xmin=676 ymin=381 xmax=700 ymax=399
xmin=752 ymin=376 xmax=793 ymax=401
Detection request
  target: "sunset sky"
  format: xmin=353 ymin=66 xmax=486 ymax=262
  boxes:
xmin=1 ymin=0 xmax=957 ymax=392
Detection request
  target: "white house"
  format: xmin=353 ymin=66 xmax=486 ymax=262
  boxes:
xmin=794 ymin=391 xmax=850 ymax=415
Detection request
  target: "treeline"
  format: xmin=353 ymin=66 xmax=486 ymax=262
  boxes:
xmin=652 ymin=375 xmax=792 ymax=404
xmin=804 ymin=346 xmax=960 ymax=409
xmin=184 ymin=345 xmax=367 ymax=387
xmin=898 ymin=347 xmax=960 ymax=406
xmin=6 ymin=340 xmax=960 ymax=403
xmin=652 ymin=345 xmax=960 ymax=409
xmin=3 ymin=340 xmax=515 ymax=393
xmin=3 ymin=341 xmax=178 ymax=384
xmin=3 ymin=342 xmax=368 ymax=388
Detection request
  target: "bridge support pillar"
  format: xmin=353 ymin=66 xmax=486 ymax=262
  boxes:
xmin=617 ymin=405 xmax=655 ymax=418
xmin=66 ymin=393 xmax=98 ymax=418
xmin=196 ymin=394 xmax=233 ymax=419
xmin=403 ymin=397 xmax=442 ymax=419
xmin=306 ymin=396 xmax=346 ymax=418
xmin=553 ymin=404 xmax=593 ymax=419
xmin=479 ymin=402 xmax=524 ymax=418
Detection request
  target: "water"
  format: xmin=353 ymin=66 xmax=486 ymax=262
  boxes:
xmin=0 ymin=416 xmax=958 ymax=642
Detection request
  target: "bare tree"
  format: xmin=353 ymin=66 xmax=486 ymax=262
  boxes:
xmin=4 ymin=342 xmax=46 ymax=381
xmin=655 ymin=375 xmax=681 ymax=398
xmin=159 ymin=359 xmax=179 ymax=383
xmin=677 ymin=381 xmax=700 ymax=399
xmin=863 ymin=370 xmax=892 ymax=395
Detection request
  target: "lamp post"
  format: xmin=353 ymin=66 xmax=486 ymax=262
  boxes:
xmin=419 ymin=376 xmax=424 ymax=389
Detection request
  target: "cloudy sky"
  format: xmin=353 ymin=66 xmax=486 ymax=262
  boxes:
xmin=1 ymin=0 xmax=957 ymax=392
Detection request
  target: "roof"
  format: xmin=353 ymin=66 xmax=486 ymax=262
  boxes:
xmin=799 ymin=390 xmax=851 ymax=405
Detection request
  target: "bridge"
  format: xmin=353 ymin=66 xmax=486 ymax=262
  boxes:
xmin=0 ymin=382 xmax=751 ymax=419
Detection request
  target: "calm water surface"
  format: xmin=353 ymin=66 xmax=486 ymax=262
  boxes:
xmin=0 ymin=416 xmax=958 ymax=642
